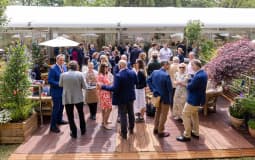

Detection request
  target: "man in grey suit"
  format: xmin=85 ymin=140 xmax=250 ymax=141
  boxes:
xmin=59 ymin=61 xmax=86 ymax=138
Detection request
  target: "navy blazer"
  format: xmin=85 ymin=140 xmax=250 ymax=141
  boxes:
xmin=48 ymin=64 xmax=67 ymax=98
xmin=130 ymin=48 xmax=142 ymax=65
xmin=147 ymin=68 xmax=173 ymax=105
xmin=102 ymin=68 xmax=138 ymax=105
xmin=178 ymin=54 xmax=184 ymax=63
xmin=186 ymin=70 xmax=208 ymax=106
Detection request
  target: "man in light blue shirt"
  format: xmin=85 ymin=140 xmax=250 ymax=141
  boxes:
xmin=159 ymin=44 xmax=173 ymax=61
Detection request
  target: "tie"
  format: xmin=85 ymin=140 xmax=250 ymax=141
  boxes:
xmin=60 ymin=66 xmax=64 ymax=73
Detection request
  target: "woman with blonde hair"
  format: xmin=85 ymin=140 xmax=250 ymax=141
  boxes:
xmin=139 ymin=52 xmax=147 ymax=65
xmin=172 ymin=63 xmax=189 ymax=121
xmin=97 ymin=63 xmax=112 ymax=130
xmin=168 ymin=56 xmax=179 ymax=107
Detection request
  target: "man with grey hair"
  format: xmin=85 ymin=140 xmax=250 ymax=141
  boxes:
xmin=147 ymin=60 xmax=173 ymax=138
xmin=99 ymin=59 xmax=138 ymax=139
xmin=48 ymin=54 xmax=68 ymax=133
xmin=177 ymin=59 xmax=207 ymax=142
xmin=187 ymin=52 xmax=196 ymax=76
xmin=59 ymin=60 xmax=86 ymax=138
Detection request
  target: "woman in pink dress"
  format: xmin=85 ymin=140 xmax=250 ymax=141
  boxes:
xmin=97 ymin=63 xmax=112 ymax=130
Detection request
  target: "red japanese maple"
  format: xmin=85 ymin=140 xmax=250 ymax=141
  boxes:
xmin=205 ymin=39 xmax=255 ymax=85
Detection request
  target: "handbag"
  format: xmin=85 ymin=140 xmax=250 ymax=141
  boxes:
xmin=151 ymin=96 xmax=161 ymax=108
xmin=85 ymin=88 xmax=98 ymax=104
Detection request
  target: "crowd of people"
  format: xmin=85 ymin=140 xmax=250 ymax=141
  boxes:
xmin=48 ymin=42 xmax=208 ymax=141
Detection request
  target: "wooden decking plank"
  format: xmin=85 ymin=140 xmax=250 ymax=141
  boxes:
xmin=10 ymin=96 xmax=255 ymax=159
xmin=9 ymin=148 xmax=255 ymax=160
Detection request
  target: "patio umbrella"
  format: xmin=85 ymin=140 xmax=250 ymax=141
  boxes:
xmin=39 ymin=36 xmax=80 ymax=47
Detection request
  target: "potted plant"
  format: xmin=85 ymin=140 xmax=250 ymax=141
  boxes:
xmin=248 ymin=119 xmax=255 ymax=137
xmin=0 ymin=42 xmax=38 ymax=144
xmin=229 ymin=98 xmax=246 ymax=128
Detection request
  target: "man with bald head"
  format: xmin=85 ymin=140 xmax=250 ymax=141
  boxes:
xmin=113 ymin=54 xmax=132 ymax=75
xmin=99 ymin=60 xmax=138 ymax=139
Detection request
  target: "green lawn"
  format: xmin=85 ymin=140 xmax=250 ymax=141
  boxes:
xmin=0 ymin=144 xmax=19 ymax=160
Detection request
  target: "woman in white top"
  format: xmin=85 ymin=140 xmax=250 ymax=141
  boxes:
xmin=172 ymin=63 xmax=189 ymax=121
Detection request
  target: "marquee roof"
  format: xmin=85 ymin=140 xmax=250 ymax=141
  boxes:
xmin=5 ymin=6 xmax=255 ymax=29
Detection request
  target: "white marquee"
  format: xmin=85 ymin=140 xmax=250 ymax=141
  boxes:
xmin=5 ymin=6 xmax=255 ymax=29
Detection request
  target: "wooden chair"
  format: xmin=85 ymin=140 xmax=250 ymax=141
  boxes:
xmin=203 ymin=87 xmax=223 ymax=116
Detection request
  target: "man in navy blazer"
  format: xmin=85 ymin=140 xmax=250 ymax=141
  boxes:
xmin=147 ymin=60 xmax=173 ymax=138
xmin=113 ymin=54 xmax=132 ymax=76
xmin=48 ymin=54 xmax=68 ymax=133
xmin=177 ymin=59 xmax=208 ymax=142
xmin=99 ymin=60 xmax=138 ymax=139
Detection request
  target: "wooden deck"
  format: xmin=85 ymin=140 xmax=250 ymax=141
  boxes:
xmin=9 ymin=96 xmax=255 ymax=160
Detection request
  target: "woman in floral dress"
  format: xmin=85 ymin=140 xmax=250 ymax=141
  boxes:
xmin=97 ymin=63 xmax=112 ymax=130
xmin=172 ymin=63 xmax=189 ymax=121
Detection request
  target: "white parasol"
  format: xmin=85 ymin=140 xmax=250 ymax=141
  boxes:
xmin=39 ymin=36 xmax=80 ymax=47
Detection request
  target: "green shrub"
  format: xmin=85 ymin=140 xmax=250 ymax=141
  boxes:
xmin=200 ymin=40 xmax=217 ymax=62
xmin=0 ymin=42 xmax=35 ymax=122
xmin=239 ymin=96 xmax=255 ymax=117
xmin=229 ymin=98 xmax=246 ymax=119
xmin=248 ymin=119 xmax=255 ymax=129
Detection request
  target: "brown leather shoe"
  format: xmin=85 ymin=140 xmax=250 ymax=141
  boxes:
xmin=158 ymin=132 xmax=170 ymax=138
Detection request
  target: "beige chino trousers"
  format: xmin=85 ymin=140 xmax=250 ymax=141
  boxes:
xmin=182 ymin=102 xmax=199 ymax=138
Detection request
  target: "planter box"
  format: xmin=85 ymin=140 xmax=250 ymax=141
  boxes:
xmin=0 ymin=112 xmax=38 ymax=144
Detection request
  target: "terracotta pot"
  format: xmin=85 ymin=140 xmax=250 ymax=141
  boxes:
xmin=230 ymin=115 xmax=244 ymax=128
xmin=249 ymin=127 xmax=255 ymax=138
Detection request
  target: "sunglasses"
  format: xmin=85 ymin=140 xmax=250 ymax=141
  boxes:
xmin=179 ymin=67 xmax=185 ymax=69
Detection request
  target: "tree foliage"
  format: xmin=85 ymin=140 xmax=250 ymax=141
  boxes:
xmin=8 ymin=0 xmax=255 ymax=7
xmin=184 ymin=20 xmax=202 ymax=46
xmin=0 ymin=0 xmax=8 ymax=25
xmin=31 ymin=43 xmax=48 ymax=72
xmin=219 ymin=0 xmax=255 ymax=8
xmin=1 ymin=42 xmax=34 ymax=122
xmin=200 ymin=40 xmax=217 ymax=62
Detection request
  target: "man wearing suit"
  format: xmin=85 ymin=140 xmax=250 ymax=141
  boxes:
xmin=112 ymin=54 xmax=132 ymax=124
xmin=177 ymin=59 xmax=208 ymax=142
xmin=130 ymin=44 xmax=142 ymax=67
xmin=59 ymin=61 xmax=86 ymax=138
xmin=113 ymin=54 xmax=132 ymax=76
xmin=147 ymin=60 xmax=173 ymax=138
xmin=99 ymin=60 xmax=138 ymax=139
xmin=48 ymin=54 xmax=68 ymax=133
